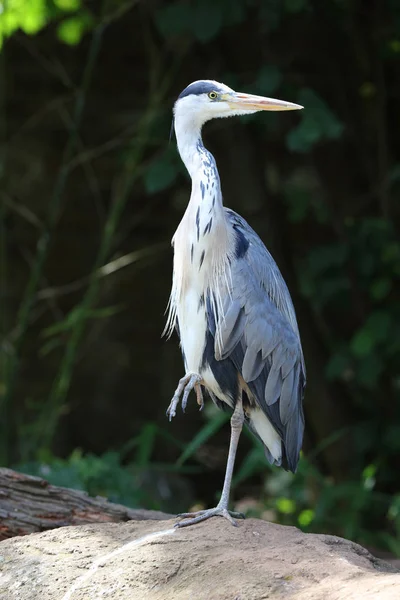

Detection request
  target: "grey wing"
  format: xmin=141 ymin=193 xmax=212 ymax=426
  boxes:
xmin=225 ymin=209 xmax=304 ymax=365
xmin=212 ymin=209 xmax=305 ymax=472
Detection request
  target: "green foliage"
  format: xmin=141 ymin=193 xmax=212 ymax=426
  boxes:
xmin=276 ymin=496 xmax=296 ymax=514
xmin=154 ymin=0 xmax=312 ymax=44
xmin=15 ymin=423 xmax=195 ymax=510
xmin=17 ymin=450 xmax=156 ymax=508
xmin=284 ymin=0 xmax=309 ymax=13
xmin=296 ymin=212 xmax=399 ymax=394
xmin=155 ymin=0 xmax=242 ymax=43
xmin=155 ymin=1 xmax=220 ymax=43
xmin=0 ymin=0 xmax=48 ymax=47
xmin=287 ymin=89 xmax=344 ymax=153
xmin=54 ymin=0 xmax=80 ymax=10
xmin=283 ymin=169 xmax=329 ymax=224
xmin=299 ymin=242 xmax=349 ymax=309
xmin=298 ymin=509 xmax=314 ymax=527
xmin=257 ymin=451 xmax=398 ymax=555
xmin=350 ymin=311 xmax=391 ymax=358
xmin=57 ymin=12 xmax=92 ymax=45
xmin=252 ymin=65 xmax=283 ymax=96
xmin=0 ymin=0 xmax=89 ymax=49
xmin=144 ymin=147 xmax=182 ymax=194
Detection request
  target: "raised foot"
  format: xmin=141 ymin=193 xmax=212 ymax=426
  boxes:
xmin=175 ymin=506 xmax=245 ymax=528
xmin=166 ymin=372 xmax=204 ymax=421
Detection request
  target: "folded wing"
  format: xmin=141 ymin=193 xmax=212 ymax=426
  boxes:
xmin=208 ymin=209 xmax=305 ymax=472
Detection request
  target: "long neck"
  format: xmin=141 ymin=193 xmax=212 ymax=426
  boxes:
xmin=165 ymin=116 xmax=231 ymax=337
xmin=174 ymin=116 xmax=224 ymax=222
xmin=174 ymin=114 xmax=231 ymax=276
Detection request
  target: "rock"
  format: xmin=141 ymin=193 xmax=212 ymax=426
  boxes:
xmin=0 ymin=518 xmax=399 ymax=599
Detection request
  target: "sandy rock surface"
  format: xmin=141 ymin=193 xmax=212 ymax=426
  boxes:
xmin=0 ymin=517 xmax=399 ymax=599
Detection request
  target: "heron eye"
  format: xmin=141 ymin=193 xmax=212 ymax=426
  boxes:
xmin=208 ymin=91 xmax=218 ymax=100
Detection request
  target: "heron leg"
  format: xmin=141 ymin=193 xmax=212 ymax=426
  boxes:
xmin=166 ymin=372 xmax=204 ymax=421
xmin=175 ymin=397 xmax=245 ymax=528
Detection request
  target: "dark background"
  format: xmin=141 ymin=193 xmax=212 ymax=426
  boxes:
xmin=1 ymin=0 xmax=399 ymax=554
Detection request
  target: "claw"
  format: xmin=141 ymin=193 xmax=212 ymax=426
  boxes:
xmin=195 ymin=384 xmax=204 ymax=409
xmin=181 ymin=386 xmax=191 ymax=412
xmin=166 ymin=372 xmax=203 ymax=420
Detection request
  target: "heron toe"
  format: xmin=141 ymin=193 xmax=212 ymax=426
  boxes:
xmin=166 ymin=372 xmax=203 ymax=421
xmin=175 ymin=506 xmax=245 ymax=528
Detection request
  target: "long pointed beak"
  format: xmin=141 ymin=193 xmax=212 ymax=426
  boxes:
xmin=227 ymin=92 xmax=303 ymax=112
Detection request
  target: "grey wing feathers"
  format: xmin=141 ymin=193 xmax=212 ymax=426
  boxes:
xmin=213 ymin=209 xmax=305 ymax=472
xmin=226 ymin=208 xmax=303 ymax=350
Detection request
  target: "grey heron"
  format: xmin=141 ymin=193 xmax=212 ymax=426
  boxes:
xmin=165 ymin=80 xmax=306 ymax=527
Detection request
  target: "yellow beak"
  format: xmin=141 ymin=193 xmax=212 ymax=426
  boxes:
xmin=227 ymin=92 xmax=303 ymax=112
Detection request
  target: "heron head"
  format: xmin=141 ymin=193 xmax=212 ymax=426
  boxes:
xmin=174 ymin=79 xmax=303 ymax=126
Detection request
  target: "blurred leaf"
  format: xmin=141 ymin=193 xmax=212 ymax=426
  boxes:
xmin=326 ymin=352 xmax=350 ymax=380
xmin=259 ymin=0 xmax=282 ymax=31
xmin=298 ymin=509 xmax=314 ymax=526
xmin=351 ymin=329 xmax=374 ymax=357
xmin=192 ymin=0 xmax=223 ymax=42
xmin=351 ymin=312 xmax=391 ymax=366
xmin=370 ymin=278 xmax=392 ymax=300
xmin=276 ymin=497 xmax=296 ymax=514
xmin=285 ymin=187 xmax=310 ymax=222
xmin=287 ymin=116 xmax=321 ymax=153
xmin=317 ymin=276 xmax=349 ymax=307
xmin=0 ymin=0 xmax=90 ymax=50
xmin=313 ymin=198 xmax=330 ymax=224
xmin=155 ymin=3 xmax=192 ymax=37
xmin=359 ymin=82 xmax=376 ymax=98
xmin=283 ymin=168 xmax=328 ymax=223
xmin=223 ymin=0 xmax=246 ymax=26
xmin=135 ymin=423 xmax=157 ymax=467
xmin=21 ymin=0 xmax=47 ymax=33
xmin=287 ymin=88 xmax=344 ymax=152
xmin=144 ymin=150 xmax=180 ymax=194
xmin=298 ymin=269 xmax=315 ymax=299
xmin=388 ymin=40 xmax=400 ymax=53
xmin=307 ymin=243 xmax=348 ymax=274
xmin=254 ymin=65 xmax=283 ymax=96
xmin=156 ymin=0 xmax=223 ymax=42
xmin=284 ymin=0 xmax=309 ymax=13
xmin=388 ymin=495 xmax=400 ymax=520
xmin=362 ymin=464 xmax=377 ymax=480
xmin=57 ymin=15 xmax=87 ymax=45
xmin=389 ymin=163 xmax=400 ymax=183
xmin=54 ymin=0 xmax=80 ymax=11
xmin=384 ymin=426 xmax=400 ymax=451
xmin=366 ymin=311 xmax=391 ymax=342
xmin=0 ymin=0 xmax=48 ymax=42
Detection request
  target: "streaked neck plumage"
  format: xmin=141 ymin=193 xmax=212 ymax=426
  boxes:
xmin=174 ymin=114 xmax=220 ymax=186
xmin=164 ymin=113 xmax=232 ymax=338
xmin=173 ymin=111 xmax=226 ymax=238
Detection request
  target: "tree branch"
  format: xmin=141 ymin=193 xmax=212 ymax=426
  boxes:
xmin=0 ymin=468 xmax=171 ymax=541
